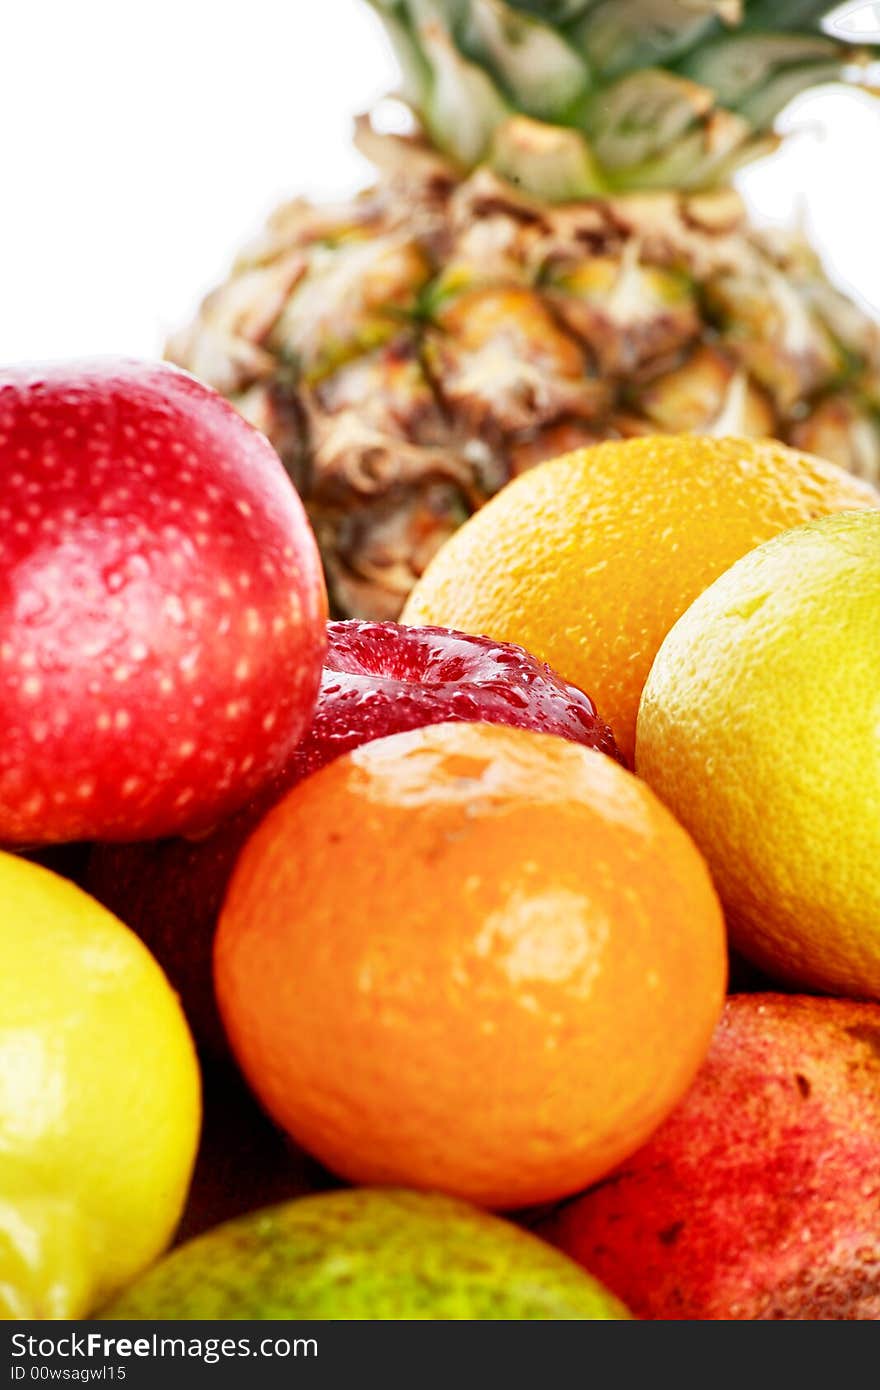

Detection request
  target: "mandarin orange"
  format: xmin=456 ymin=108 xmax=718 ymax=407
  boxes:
xmin=215 ymin=722 xmax=726 ymax=1209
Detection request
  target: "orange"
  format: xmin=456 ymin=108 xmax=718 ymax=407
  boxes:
xmin=215 ymin=722 xmax=726 ymax=1210
xmin=401 ymin=435 xmax=878 ymax=762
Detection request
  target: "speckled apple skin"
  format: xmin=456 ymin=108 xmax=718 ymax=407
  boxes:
xmin=543 ymin=994 xmax=880 ymax=1320
xmin=0 ymin=359 xmax=327 ymax=843
xmin=100 ymin=1188 xmax=630 ymax=1320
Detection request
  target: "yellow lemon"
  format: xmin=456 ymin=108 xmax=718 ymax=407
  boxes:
xmin=636 ymin=510 xmax=880 ymax=1000
xmin=0 ymin=852 xmax=201 ymax=1318
xmin=402 ymin=436 xmax=878 ymax=762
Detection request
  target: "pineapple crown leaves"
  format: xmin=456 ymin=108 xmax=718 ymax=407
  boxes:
xmin=365 ymin=0 xmax=880 ymax=198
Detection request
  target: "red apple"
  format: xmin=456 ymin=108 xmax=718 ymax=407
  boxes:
xmin=288 ymin=620 xmax=622 ymax=776
xmin=0 ymin=358 xmax=327 ymax=844
xmin=88 ymin=620 xmax=621 ymax=1050
xmin=541 ymin=994 xmax=880 ymax=1320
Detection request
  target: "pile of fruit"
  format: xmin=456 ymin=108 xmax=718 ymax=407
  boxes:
xmin=2 ymin=356 xmax=879 ymax=1322
xmin=4 ymin=0 xmax=880 ymax=1324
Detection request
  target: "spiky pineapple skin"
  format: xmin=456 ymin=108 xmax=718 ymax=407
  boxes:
xmin=169 ymin=125 xmax=880 ymax=620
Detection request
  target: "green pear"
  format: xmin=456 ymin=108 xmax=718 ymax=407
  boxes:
xmin=100 ymin=1188 xmax=628 ymax=1320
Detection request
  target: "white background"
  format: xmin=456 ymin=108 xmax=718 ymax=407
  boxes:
xmin=2 ymin=0 xmax=879 ymax=366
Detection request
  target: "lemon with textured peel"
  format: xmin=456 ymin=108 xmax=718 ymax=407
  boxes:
xmin=0 ymin=852 xmax=201 ymax=1318
xmin=636 ymin=510 xmax=880 ymax=1000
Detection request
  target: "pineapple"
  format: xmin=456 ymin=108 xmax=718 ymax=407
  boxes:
xmin=169 ymin=0 xmax=880 ymax=619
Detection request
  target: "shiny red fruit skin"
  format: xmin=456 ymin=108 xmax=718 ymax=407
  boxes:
xmin=0 ymin=359 xmax=327 ymax=843
xmin=541 ymin=994 xmax=880 ymax=1320
xmin=88 ymin=620 xmax=620 ymax=1051
xmin=287 ymin=620 xmax=623 ymax=779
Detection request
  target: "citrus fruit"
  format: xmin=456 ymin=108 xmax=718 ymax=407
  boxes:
xmin=401 ymin=435 xmax=878 ymax=761
xmin=215 ymin=721 xmax=726 ymax=1209
xmin=0 ymin=851 xmax=201 ymax=1318
xmin=102 ymin=1188 xmax=631 ymax=1320
xmin=636 ymin=510 xmax=880 ymax=1000
xmin=86 ymin=621 xmax=620 ymax=1057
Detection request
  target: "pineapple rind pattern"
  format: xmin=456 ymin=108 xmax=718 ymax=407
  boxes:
xmin=168 ymin=2 xmax=880 ymax=618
